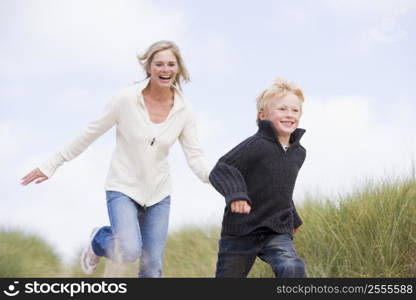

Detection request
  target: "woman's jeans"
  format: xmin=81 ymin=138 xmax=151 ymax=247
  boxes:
xmin=215 ymin=231 xmax=305 ymax=278
xmin=91 ymin=191 xmax=170 ymax=278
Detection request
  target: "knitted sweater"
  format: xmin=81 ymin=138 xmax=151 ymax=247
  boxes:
xmin=38 ymin=79 xmax=211 ymax=207
xmin=209 ymin=120 xmax=306 ymax=236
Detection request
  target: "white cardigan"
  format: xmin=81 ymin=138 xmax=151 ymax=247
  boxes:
xmin=39 ymin=79 xmax=211 ymax=207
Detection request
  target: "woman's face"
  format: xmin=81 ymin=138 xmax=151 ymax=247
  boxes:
xmin=148 ymin=49 xmax=179 ymax=89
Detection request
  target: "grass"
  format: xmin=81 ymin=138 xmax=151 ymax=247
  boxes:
xmin=0 ymin=228 xmax=61 ymax=277
xmin=1 ymin=177 xmax=415 ymax=277
xmin=294 ymin=177 xmax=416 ymax=277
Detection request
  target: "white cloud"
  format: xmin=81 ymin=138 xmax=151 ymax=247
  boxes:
xmin=0 ymin=122 xmax=20 ymax=171
xmin=322 ymin=0 xmax=416 ymax=15
xmin=1 ymin=0 xmax=187 ymax=77
xmin=295 ymin=95 xmax=415 ymax=199
xmin=184 ymin=33 xmax=238 ymax=82
xmin=369 ymin=15 xmax=408 ymax=43
xmin=320 ymin=0 xmax=412 ymax=52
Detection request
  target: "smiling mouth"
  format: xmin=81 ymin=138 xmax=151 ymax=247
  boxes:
xmin=159 ymin=76 xmax=172 ymax=80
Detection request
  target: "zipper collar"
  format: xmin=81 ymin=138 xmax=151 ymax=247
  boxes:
xmin=256 ymin=120 xmax=306 ymax=148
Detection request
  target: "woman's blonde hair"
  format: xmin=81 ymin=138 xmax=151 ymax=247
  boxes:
xmin=256 ymin=77 xmax=305 ymax=124
xmin=137 ymin=40 xmax=190 ymax=90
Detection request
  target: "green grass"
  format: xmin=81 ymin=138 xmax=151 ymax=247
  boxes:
xmin=0 ymin=228 xmax=61 ymax=277
xmin=2 ymin=177 xmax=415 ymax=277
xmin=294 ymin=177 xmax=416 ymax=277
xmin=163 ymin=226 xmax=219 ymax=277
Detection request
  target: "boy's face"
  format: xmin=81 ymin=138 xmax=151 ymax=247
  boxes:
xmin=260 ymin=92 xmax=302 ymax=137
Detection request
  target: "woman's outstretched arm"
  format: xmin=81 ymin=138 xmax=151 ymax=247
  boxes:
xmin=21 ymin=96 xmax=120 ymax=184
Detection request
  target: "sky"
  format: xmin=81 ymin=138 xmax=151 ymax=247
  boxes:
xmin=1 ymin=0 xmax=415 ymax=264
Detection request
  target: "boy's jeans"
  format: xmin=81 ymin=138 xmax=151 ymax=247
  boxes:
xmin=215 ymin=231 xmax=305 ymax=278
xmin=91 ymin=191 xmax=170 ymax=278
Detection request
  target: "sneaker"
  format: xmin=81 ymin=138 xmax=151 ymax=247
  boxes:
xmin=80 ymin=227 xmax=100 ymax=275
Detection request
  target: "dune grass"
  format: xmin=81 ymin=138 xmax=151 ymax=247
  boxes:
xmin=294 ymin=177 xmax=416 ymax=277
xmin=2 ymin=177 xmax=415 ymax=277
xmin=0 ymin=228 xmax=61 ymax=277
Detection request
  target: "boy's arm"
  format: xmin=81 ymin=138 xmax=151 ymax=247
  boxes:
xmin=209 ymin=140 xmax=252 ymax=208
xmin=293 ymin=146 xmax=306 ymax=231
xmin=292 ymin=200 xmax=303 ymax=229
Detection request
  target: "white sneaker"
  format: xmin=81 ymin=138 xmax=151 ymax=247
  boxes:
xmin=80 ymin=227 xmax=100 ymax=275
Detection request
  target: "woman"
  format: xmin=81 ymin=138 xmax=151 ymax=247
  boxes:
xmin=21 ymin=40 xmax=211 ymax=277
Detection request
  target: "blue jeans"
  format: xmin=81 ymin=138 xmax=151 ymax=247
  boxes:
xmin=215 ymin=232 xmax=305 ymax=278
xmin=91 ymin=191 xmax=170 ymax=278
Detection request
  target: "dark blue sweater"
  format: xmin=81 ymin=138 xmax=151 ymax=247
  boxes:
xmin=209 ymin=120 xmax=306 ymax=236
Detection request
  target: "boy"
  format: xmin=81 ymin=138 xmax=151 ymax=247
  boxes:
xmin=209 ymin=77 xmax=306 ymax=278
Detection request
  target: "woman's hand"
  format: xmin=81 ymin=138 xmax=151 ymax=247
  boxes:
xmin=230 ymin=200 xmax=251 ymax=214
xmin=21 ymin=168 xmax=48 ymax=185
